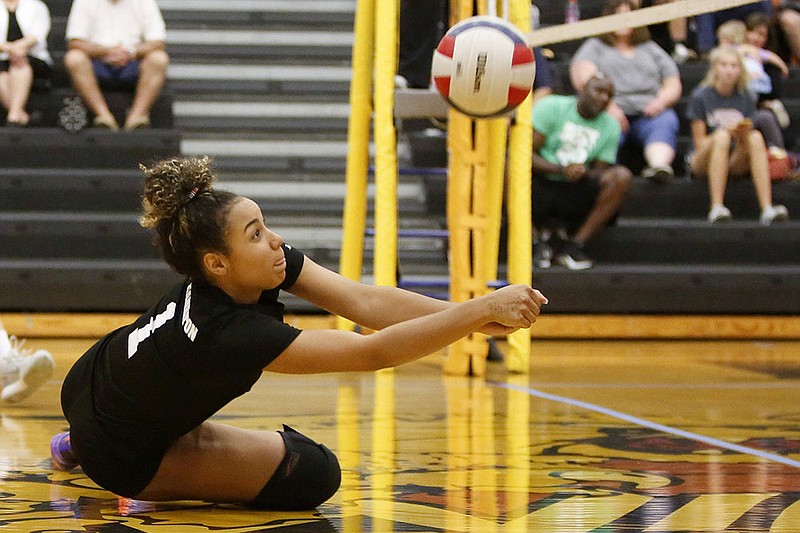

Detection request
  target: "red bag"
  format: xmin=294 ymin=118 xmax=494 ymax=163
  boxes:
xmin=768 ymin=147 xmax=792 ymax=181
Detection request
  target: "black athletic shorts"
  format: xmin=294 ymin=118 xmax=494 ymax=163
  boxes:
xmin=532 ymin=172 xmax=602 ymax=235
xmin=61 ymin=341 xmax=164 ymax=498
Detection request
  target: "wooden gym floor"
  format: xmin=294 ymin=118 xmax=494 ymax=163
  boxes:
xmin=2 ymin=317 xmax=800 ymax=532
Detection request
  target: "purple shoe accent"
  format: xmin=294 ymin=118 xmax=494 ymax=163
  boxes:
xmin=50 ymin=432 xmax=79 ymax=471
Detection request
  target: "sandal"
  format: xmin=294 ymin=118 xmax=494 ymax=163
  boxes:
xmin=124 ymin=117 xmax=151 ymax=130
xmin=93 ymin=116 xmax=119 ymax=131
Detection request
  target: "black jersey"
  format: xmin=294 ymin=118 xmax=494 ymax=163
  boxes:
xmin=64 ymin=244 xmax=305 ymax=455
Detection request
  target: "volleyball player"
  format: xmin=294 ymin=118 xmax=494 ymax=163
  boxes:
xmin=51 ymin=156 xmax=548 ymax=510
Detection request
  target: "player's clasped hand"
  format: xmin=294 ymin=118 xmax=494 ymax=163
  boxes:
xmin=479 ymin=285 xmax=549 ymax=336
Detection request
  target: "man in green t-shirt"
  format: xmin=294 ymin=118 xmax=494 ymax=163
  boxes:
xmin=531 ymin=74 xmax=632 ymax=270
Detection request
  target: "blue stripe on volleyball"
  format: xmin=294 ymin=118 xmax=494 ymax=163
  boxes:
xmin=446 ymin=18 xmax=526 ymax=46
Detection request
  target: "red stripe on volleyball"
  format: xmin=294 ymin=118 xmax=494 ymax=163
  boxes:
xmin=436 ymin=35 xmax=456 ymax=58
xmin=507 ymin=85 xmax=530 ymax=106
xmin=434 ymin=77 xmax=451 ymax=97
xmin=511 ymin=44 xmax=534 ymax=66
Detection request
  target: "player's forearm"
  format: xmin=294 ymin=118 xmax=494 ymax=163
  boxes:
xmin=364 ymin=297 xmax=492 ymax=368
xmin=354 ymin=285 xmax=454 ymax=331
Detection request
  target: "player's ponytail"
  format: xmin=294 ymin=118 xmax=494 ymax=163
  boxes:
xmin=139 ymin=157 xmax=238 ymax=280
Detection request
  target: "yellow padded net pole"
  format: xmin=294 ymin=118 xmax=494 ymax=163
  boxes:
xmin=444 ymin=0 xmax=500 ymax=377
xmin=483 ymin=119 xmax=509 ymax=299
xmin=337 ymin=0 xmax=376 ymax=330
xmin=445 ymin=0 xmax=532 ymax=376
xmin=372 ymin=0 xmax=400 ymax=288
xmin=505 ymin=0 xmax=533 ymax=373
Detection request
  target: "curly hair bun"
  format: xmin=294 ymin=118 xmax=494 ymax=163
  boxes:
xmin=140 ymin=156 xmax=216 ymax=229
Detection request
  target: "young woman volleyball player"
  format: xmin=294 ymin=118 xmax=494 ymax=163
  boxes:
xmin=51 ymin=156 xmax=548 ymax=509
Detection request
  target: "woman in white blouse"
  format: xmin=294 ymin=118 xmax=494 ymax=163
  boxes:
xmin=0 ymin=0 xmax=51 ymax=126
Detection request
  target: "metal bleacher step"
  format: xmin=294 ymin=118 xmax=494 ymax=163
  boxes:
xmin=172 ymin=99 xmax=350 ymax=134
xmin=0 ymin=258 xmax=182 ymax=312
xmin=620 ymin=176 xmax=800 ymax=219
xmin=166 ymin=62 xmax=352 ymax=98
xmin=586 ymin=218 xmax=800 ymax=264
xmin=165 ymin=29 xmax=354 ymax=62
xmin=526 ymin=263 xmax=800 ymax=314
xmin=159 ymin=0 xmax=355 ymax=31
xmin=0 ymin=128 xmax=181 ymax=169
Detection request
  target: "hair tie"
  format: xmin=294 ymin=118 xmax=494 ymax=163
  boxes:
xmin=184 ymin=186 xmax=202 ymax=206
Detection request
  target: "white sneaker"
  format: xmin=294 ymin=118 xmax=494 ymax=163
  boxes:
xmin=708 ymin=205 xmax=732 ymax=223
xmin=760 ymin=204 xmax=789 ymax=225
xmin=763 ymin=100 xmax=790 ymax=129
xmin=0 ymin=337 xmax=55 ymax=404
xmin=671 ymin=43 xmax=697 ymax=64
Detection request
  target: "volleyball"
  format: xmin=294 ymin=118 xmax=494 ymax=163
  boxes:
xmin=431 ymin=16 xmax=536 ymax=118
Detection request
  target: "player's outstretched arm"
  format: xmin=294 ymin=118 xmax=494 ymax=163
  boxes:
xmin=268 ymin=284 xmax=547 ymax=374
xmin=288 ymin=257 xmax=457 ymax=331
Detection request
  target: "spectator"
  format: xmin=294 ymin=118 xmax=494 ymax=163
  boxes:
xmin=531 ymin=74 xmax=632 ymax=270
xmin=397 ymin=0 xmax=446 ymax=89
xmin=571 ymin=0 xmax=681 ymax=183
xmin=686 ymin=45 xmax=789 ymax=225
xmin=0 ymin=317 xmax=54 ymax=403
xmin=0 ymin=0 xmax=51 ymax=126
xmin=530 ymin=46 xmax=555 ymax=107
xmin=639 ymin=0 xmax=697 ymax=63
xmin=773 ymin=1 xmax=800 ymax=64
xmin=745 ymin=13 xmax=790 ymax=92
xmin=64 ymin=0 xmax=169 ymax=131
xmin=716 ymin=19 xmax=789 ymax=148
xmin=693 ymin=1 xmax=772 ymax=55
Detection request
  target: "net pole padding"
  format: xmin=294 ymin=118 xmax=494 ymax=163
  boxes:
xmin=482 ymin=118 xmax=508 ymax=291
xmin=372 ymin=0 xmax=400 ymax=288
xmin=505 ymin=0 xmax=533 ymax=373
xmin=526 ymin=0 xmax=759 ymax=46
xmin=468 ymin=118 xmax=493 ymax=378
xmin=337 ymin=0 xmax=376 ymax=331
xmin=443 ymin=0 xmax=508 ymax=376
xmin=443 ymin=109 xmax=475 ymax=376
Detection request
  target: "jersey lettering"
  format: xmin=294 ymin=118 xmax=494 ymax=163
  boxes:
xmin=182 ymin=282 xmax=199 ymax=341
xmin=127 ymin=301 xmax=177 ymax=358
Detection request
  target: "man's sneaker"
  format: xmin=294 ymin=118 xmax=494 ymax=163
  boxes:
xmin=533 ymin=239 xmax=553 ymax=268
xmin=760 ymin=204 xmax=789 ymax=225
xmin=0 ymin=337 xmax=55 ymax=404
xmin=555 ymin=240 xmax=593 ymax=270
xmin=708 ymin=204 xmax=732 ymax=223
xmin=642 ymin=165 xmax=674 ymax=184
xmin=50 ymin=432 xmax=79 ymax=471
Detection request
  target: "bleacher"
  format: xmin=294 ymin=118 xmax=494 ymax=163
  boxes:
xmin=1 ymin=0 xmax=799 ymax=315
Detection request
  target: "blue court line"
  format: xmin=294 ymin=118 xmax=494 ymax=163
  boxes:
xmin=491 ymin=381 xmax=800 ymax=469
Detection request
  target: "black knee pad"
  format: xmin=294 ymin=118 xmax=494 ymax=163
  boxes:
xmin=250 ymin=425 xmax=341 ymax=510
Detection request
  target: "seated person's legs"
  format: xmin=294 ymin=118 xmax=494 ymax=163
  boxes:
xmin=0 ymin=56 xmax=48 ymax=125
xmin=776 ymin=7 xmax=800 ymax=62
xmin=692 ymin=129 xmax=731 ymax=213
xmin=125 ymin=49 xmax=169 ymax=130
xmin=629 ymin=110 xmax=679 ymax=180
xmin=574 ymin=165 xmax=632 ymax=246
xmin=64 ymin=49 xmax=118 ymax=130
